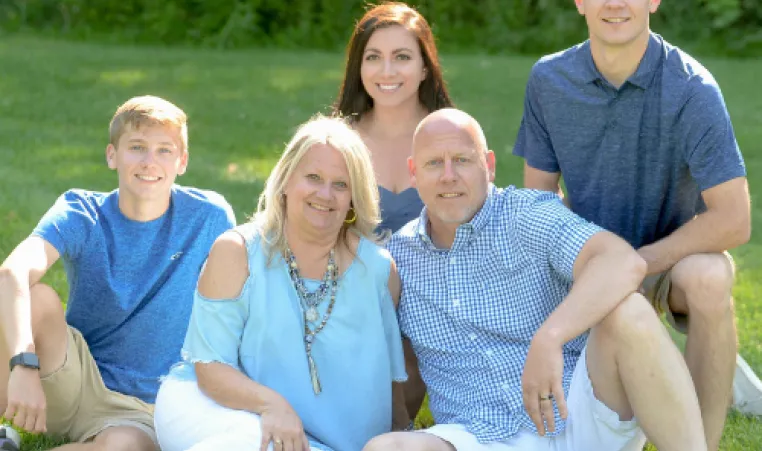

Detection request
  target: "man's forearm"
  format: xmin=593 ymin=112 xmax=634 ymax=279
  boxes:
xmin=638 ymin=209 xmax=749 ymax=275
xmin=0 ymin=269 xmax=36 ymax=356
xmin=538 ymin=249 xmax=645 ymax=346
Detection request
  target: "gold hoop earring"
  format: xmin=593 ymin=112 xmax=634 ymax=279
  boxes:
xmin=344 ymin=208 xmax=357 ymax=224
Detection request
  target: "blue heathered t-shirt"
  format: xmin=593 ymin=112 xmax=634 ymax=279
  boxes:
xmin=513 ymin=33 xmax=746 ymax=248
xmin=32 ymin=185 xmax=236 ymax=403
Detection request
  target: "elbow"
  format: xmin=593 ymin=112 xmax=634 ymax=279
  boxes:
xmin=734 ymin=218 xmax=752 ymax=247
xmin=194 ymin=362 xmax=216 ymax=396
xmin=0 ymin=266 xmax=21 ymax=291
xmin=725 ymin=213 xmax=751 ymax=249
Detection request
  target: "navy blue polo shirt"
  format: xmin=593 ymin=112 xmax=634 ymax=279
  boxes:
xmin=513 ymin=33 xmax=746 ymax=248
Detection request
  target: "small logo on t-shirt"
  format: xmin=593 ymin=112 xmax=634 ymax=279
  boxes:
xmin=170 ymin=252 xmax=184 ymax=260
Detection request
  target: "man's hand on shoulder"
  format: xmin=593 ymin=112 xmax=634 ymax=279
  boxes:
xmin=4 ymin=366 xmax=47 ymax=434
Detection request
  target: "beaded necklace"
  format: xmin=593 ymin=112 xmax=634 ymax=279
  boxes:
xmin=284 ymin=246 xmax=339 ymax=394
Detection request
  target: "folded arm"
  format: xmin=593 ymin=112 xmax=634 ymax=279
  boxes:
xmin=638 ymin=177 xmax=750 ymax=274
xmin=0 ymin=236 xmax=59 ymax=359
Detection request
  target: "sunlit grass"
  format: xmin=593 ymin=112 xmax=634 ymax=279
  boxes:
xmin=0 ymin=35 xmax=759 ymax=450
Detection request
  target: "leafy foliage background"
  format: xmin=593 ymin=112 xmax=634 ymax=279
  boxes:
xmin=1 ymin=0 xmax=760 ymax=55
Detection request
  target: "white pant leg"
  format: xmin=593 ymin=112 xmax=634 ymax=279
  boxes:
xmin=154 ymin=377 xmax=267 ymax=451
xmin=560 ymin=346 xmax=647 ymax=451
xmin=421 ymin=424 xmax=554 ymax=451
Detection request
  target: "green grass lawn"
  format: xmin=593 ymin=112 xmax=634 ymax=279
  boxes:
xmin=0 ymin=35 xmax=760 ymax=450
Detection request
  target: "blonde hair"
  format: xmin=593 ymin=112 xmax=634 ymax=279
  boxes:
xmin=254 ymin=114 xmax=381 ymax=262
xmin=109 ymin=95 xmax=188 ymax=152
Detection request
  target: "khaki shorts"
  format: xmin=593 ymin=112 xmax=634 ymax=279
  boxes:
xmin=641 ymin=251 xmax=734 ymax=334
xmin=40 ymin=327 xmax=156 ymax=444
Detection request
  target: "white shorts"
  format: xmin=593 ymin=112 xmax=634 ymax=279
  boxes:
xmin=421 ymin=347 xmax=647 ymax=451
xmin=154 ymin=377 xmax=327 ymax=451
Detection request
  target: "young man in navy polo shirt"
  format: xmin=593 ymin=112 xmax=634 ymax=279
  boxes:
xmin=513 ymin=1 xmax=758 ymax=449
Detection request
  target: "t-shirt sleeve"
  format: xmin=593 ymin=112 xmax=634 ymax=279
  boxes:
xmin=681 ymin=78 xmax=746 ymax=191
xmin=515 ymin=192 xmax=603 ymax=283
xmin=512 ymin=65 xmax=560 ymax=173
xmin=31 ymin=190 xmax=96 ymax=260
xmin=205 ymin=195 xmax=237 ymax=244
xmin=181 ymin=287 xmax=250 ymax=370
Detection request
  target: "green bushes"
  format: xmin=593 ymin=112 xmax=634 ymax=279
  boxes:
xmin=1 ymin=0 xmax=760 ymax=56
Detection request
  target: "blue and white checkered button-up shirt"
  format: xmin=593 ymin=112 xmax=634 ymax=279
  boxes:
xmin=387 ymin=186 xmax=602 ymax=443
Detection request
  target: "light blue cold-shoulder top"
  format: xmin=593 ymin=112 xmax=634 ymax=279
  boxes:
xmin=167 ymin=222 xmax=407 ymax=451
xmin=378 ymin=186 xmax=424 ymax=233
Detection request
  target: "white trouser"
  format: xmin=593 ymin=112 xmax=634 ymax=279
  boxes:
xmin=154 ymin=377 xmax=324 ymax=451
xmin=422 ymin=346 xmax=647 ymax=451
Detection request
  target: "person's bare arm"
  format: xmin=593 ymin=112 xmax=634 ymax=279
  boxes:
xmin=523 ymin=163 xmax=568 ymax=206
xmin=0 ymin=237 xmax=60 ymax=356
xmin=193 ymin=232 xmax=308 ymax=451
xmin=539 ymin=231 xmax=645 ymax=349
xmin=386 ymin=260 xmax=413 ymax=430
xmin=522 ymin=231 xmax=645 ymax=434
xmin=638 ymin=177 xmax=750 ymax=274
xmin=0 ymin=236 xmax=60 ymax=433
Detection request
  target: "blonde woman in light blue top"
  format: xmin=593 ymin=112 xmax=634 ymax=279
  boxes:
xmin=153 ymin=115 xmax=407 ymax=451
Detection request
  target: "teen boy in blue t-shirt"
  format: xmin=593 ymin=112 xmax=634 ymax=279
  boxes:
xmin=0 ymin=95 xmax=235 ymax=450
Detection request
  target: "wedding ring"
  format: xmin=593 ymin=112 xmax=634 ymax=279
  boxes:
xmin=539 ymin=394 xmax=553 ymax=401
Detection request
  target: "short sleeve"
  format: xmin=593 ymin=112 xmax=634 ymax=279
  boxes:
xmin=515 ymin=192 xmax=602 ymax=283
xmin=181 ymin=287 xmax=250 ymax=370
xmin=681 ymin=79 xmax=746 ymax=191
xmin=31 ymin=190 xmax=96 ymax=260
xmin=207 ymin=198 xmax=237 ymax=244
xmin=513 ymin=66 xmax=560 ymax=173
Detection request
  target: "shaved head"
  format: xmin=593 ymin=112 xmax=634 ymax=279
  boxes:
xmin=413 ymin=108 xmax=488 ymax=156
xmin=407 ymin=108 xmax=495 ymax=247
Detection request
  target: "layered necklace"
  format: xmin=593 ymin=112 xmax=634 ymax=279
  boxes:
xmin=284 ymin=246 xmax=339 ymax=395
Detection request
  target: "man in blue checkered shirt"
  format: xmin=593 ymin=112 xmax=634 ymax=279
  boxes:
xmin=364 ymin=109 xmax=707 ymax=451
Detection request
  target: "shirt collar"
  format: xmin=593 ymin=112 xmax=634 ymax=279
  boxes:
xmin=416 ymin=184 xmax=497 ymax=251
xmin=580 ymin=32 xmax=662 ymax=89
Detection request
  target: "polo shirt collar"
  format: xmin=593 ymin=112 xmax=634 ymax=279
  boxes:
xmin=627 ymin=32 xmax=662 ymax=89
xmin=579 ymin=32 xmax=662 ymax=89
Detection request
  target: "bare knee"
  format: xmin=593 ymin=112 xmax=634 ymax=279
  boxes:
xmin=597 ymin=292 xmax=663 ymax=342
xmin=29 ymin=283 xmax=66 ymax=335
xmin=364 ymin=433 xmax=405 ymax=451
xmin=28 ymin=283 xmax=68 ymax=374
xmin=29 ymin=283 xmax=67 ymax=345
xmin=363 ymin=432 xmax=434 ymax=451
xmin=92 ymin=426 xmax=157 ymax=451
xmin=671 ymin=253 xmax=735 ymax=318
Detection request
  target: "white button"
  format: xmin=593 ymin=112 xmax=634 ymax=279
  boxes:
xmin=501 ymin=383 xmax=510 ymax=391
xmin=486 ymin=349 xmax=494 ymax=357
xmin=469 ymin=333 xmax=477 ymax=341
xmin=452 ymin=299 xmax=460 ymax=307
xmin=450 ymin=256 xmax=457 ymax=264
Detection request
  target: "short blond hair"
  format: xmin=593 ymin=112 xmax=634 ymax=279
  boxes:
xmin=254 ymin=115 xmax=381 ymax=263
xmin=109 ymin=95 xmax=188 ymax=152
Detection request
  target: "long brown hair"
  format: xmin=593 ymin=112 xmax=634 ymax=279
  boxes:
xmin=333 ymin=2 xmax=453 ymax=121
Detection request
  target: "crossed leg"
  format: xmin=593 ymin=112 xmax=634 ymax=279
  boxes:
xmin=1 ymin=284 xmax=156 ymax=451
xmin=363 ymin=293 xmax=706 ymax=451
